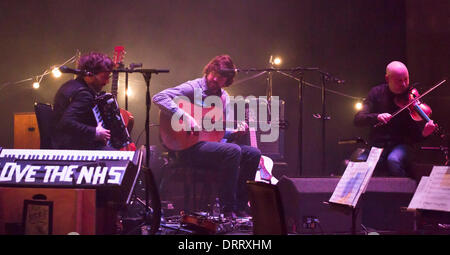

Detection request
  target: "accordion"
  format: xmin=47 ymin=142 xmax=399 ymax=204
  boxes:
xmin=93 ymin=92 xmax=132 ymax=149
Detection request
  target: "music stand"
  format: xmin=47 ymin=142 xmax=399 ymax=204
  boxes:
xmin=326 ymin=147 xmax=383 ymax=234
xmin=407 ymin=166 xmax=450 ymax=234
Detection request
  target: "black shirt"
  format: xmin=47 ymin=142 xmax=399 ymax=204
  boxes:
xmin=354 ymin=83 xmax=425 ymax=147
xmin=53 ymin=77 xmax=103 ymax=149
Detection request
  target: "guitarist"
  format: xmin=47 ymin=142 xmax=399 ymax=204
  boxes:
xmin=53 ymin=52 xmax=115 ymax=150
xmin=153 ymin=55 xmax=261 ymax=218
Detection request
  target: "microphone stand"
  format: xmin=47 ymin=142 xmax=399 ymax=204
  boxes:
xmin=274 ymin=70 xmax=306 ymax=176
xmin=231 ymin=66 xmax=319 ymax=177
xmin=277 ymin=68 xmax=342 ymax=177
xmin=316 ymin=70 xmax=344 ymax=176
xmin=231 ymin=66 xmax=344 ymax=177
xmin=124 ymin=63 xmax=143 ymax=111
xmin=113 ymin=67 xmax=169 ymax=234
xmin=125 ymin=71 xmax=129 ymax=110
xmin=114 ymin=67 xmax=169 ymax=170
xmin=137 ymin=68 xmax=168 ymax=234
xmin=320 ymin=72 xmax=329 ymax=176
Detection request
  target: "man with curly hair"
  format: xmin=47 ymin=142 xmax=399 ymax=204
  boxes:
xmin=53 ymin=52 xmax=114 ymax=150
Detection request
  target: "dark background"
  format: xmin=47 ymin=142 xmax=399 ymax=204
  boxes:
xmin=0 ymin=0 xmax=448 ymax=178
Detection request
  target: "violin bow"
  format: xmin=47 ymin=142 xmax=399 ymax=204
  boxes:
xmin=374 ymin=79 xmax=447 ymax=127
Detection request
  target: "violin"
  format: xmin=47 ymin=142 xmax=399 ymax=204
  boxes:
xmin=374 ymin=79 xmax=447 ymax=128
xmin=394 ymin=88 xmax=432 ymax=122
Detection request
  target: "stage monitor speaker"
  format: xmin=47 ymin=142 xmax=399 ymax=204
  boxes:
xmin=0 ymin=187 xmax=96 ymax=235
xmin=361 ymin=177 xmax=417 ymax=233
xmin=277 ymin=176 xmax=360 ymax=234
xmin=277 ymin=176 xmax=418 ymax=234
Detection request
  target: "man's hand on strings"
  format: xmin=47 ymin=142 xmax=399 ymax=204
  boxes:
xmin=377 ymin=113 xmax=392 ymax=124
xmin=184 ymin=113 xmax=201 ymax=132
xmin=232 ymin=121 xmax=248 ymax=137
xmin=422 ymin=120 xmax=437 ymax=137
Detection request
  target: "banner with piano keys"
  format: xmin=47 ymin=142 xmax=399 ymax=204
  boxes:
xmin=0 ymin=162 xmax=128 ymax=186
xmin=0 ymin=149 xmax=138 ymax=188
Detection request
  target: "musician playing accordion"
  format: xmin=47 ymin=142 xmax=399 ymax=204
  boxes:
xmin=53 ymin=52 xmax=114 ymax=150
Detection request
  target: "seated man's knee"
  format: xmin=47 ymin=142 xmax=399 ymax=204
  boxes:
xmin=222 ymin=143 xmax=242 ymax=160
xmin=386 ymin=152 xmax=407 ymax=177
xmin=246 ymin=146 xmax=261 ymax=159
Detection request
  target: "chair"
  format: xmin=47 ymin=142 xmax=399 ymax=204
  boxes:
xmin=246 ymin=180 xmax=287 ymax=235
xmin=159 ymin=150 xmax=219 ymax=212
xmin=34 ymin=102 xmax=55 ymax=149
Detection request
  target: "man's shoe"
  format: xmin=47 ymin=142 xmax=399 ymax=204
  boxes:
xmin=223 ymin=211 xmax=237 ymax=219
xmin=236 ymin=210 xmax=251 ymax=218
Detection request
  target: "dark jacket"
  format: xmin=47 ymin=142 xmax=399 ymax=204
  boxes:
xmin=53 ymin=77 xmax=103 ymax=149
xmin=354 ymin=83 xmax=425 ymax=147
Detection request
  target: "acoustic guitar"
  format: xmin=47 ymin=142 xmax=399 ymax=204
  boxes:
xmin=247 ymin=107 xmax=278 ymax=184
xmin=112 ymin=46 xmax=136 ymax=151
xmin=159 ymin=98 xmax=287 ymax=154
xmin=159 ymin=98 xmax=225 ymax=151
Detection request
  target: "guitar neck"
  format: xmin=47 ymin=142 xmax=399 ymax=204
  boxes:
xmin=112 ymin=46 xmax=125 ymax=99
xmin=249 ymin=128 xmax=258 ymax=148
xmin=111 ymin=71 xmax=119 ymax=98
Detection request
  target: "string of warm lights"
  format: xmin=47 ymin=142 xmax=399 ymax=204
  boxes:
xmin=1 ymin=53 xmax=366 ymax=111
xmin=0 ymin=51 xmax=79 ymax=92
xmin=269 ymin=56 xmax=365 ymax=111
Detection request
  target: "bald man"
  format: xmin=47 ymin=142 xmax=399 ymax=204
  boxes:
xmin=354 ymin=61 xmax=436 ymax=177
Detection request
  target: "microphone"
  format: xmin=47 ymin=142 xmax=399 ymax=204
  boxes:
xmin=219 ymin=68 xmax=239 ymax=73
xmin=329 ymin=76 xmax=345 ymax=84
xmin=338 ymin=137 xmax=367 ymax=145
xmin=336 ymin=78 xmax=345 ymax=84
xmin=320 ymin=71 xmax=345 ymax=84
xmin=59 ymin=66 xmax=93 ymax=76
xmin=129 ymin=63 xmax=143 ymax=71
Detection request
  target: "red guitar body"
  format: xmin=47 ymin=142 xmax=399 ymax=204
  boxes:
xmin=113 ymin=46 xmax=136 ymax=151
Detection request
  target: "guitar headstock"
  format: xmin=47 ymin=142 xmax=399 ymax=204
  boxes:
xmin=111 ymin=46 xmax=126 ymax=96
xmin=113 ymin=46 xmax=126 ymax=68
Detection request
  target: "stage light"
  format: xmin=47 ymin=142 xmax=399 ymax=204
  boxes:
xmin=269 ymin=55 xmax=282 ymax=66
xmin=355 ymin=102 xmax=363 ymax=111
xmin=273 ymin=57 xmax=282 ymax=66
xmin=126 ymin=88 xmax=133 ymax=97
xmin=32 ymin=82 xmax=40 ymax=89
xmin=52 ymin=67 xmax=62 ymax=78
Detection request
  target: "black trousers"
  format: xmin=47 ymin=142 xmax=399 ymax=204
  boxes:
xmin=179 ymin=141 xmax=261 ymax=212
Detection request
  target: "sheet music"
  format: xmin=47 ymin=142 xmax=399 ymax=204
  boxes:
xmin=420 ymin=166 xmax=450 ymax=212
xmin=408 ymin=176 xmax=429 ymax=209
xmin=329 ymin=161 xmax=369 ymax=207
xmin=360 ymin=147 xmax=384 ymax=194
xmin=329 ymin=147 xmax=383 ymax=207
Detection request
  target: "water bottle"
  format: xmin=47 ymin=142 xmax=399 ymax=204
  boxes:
xmin=212 ymin=197 xmax=221 ymax=218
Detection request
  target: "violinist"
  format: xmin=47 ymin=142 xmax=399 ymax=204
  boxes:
xmin=354 ymin=61 xmax=436 ymax=177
